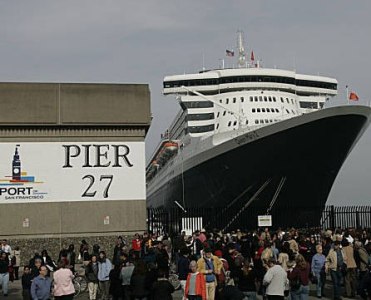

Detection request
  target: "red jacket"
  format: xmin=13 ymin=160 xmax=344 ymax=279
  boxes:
xmin=132 ymin=239 xmax=141 ymax=251
xmin=185 ymin=272 xmax=206 ymax=300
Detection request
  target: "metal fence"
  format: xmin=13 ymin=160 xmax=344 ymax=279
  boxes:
xmin=147 ymin=205 xmax=371 ymax=235
xmin=321 ymin=205 xmax=371 ymax=229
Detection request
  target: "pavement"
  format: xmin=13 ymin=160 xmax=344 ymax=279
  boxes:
xmin=0 ymin=272 xmax=360 ymax=300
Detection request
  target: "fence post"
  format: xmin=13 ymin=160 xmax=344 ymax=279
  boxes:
xmin=330 ymin=205 xmax=335 ymax=229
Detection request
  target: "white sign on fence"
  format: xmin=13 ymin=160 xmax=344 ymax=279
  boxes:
xmin=258 ymin=215 xmax=272 ymax=227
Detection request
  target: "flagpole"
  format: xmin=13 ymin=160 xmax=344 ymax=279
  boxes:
xmin=346 ymin=85 xmax=349 ymax=105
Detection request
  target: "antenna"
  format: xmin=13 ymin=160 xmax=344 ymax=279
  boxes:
xmin=237 ymin=30 xmax=246 ymax=68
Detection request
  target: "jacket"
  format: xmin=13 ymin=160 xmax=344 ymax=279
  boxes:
xmin=342 ymin=245 xmax=357 ymax=269
xmin=185 ymin=272 xmax=206 ymax=300
xmin=197 ymin=255 xmax=222 ymax=284
xmin=98 ymin=258 xmax=112 ymax=281
xmin=53 ymin=268 xmax=75 ymax=296
xmin=325 ymin=248 xmax=346 ymax=271
xmin=30 ymin=275 xmax=52 ymax=300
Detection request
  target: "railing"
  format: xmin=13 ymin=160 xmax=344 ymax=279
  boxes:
xmin=147 ymin=205 xmax=371 ymax=236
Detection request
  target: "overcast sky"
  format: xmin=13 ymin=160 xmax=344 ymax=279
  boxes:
xmin=1 ymin=1 xmax=370 ymax=205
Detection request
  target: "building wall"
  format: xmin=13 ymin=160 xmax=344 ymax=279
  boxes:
xmin=0 ymin=83 xmax=151 ymax=248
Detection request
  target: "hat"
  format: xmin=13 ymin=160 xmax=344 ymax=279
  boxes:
xmin=204 ymin=247 xmax=212 ymax=253
xmin=214 ymin=250 xmax=222 ymax=258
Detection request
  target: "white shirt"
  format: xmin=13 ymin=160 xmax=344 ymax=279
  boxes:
xmin=263 ymin=264 xmax=288 ymax=296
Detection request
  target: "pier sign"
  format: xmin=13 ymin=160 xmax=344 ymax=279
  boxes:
xmin=0 ymin=142 xmax=145 ymax=203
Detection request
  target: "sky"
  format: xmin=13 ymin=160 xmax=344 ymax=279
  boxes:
xmin=0 ymin=1 xmax=371 ymax=205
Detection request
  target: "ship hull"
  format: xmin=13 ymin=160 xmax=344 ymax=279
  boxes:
xmin=147 ymin=106 xmax=371 ymax=230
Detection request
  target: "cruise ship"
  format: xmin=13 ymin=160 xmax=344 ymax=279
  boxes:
xmin=146 ymin=33 xmax=371 ymax=231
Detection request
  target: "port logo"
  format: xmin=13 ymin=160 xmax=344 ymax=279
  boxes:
xmin=0 ymin=145 xmax=47 ymax=200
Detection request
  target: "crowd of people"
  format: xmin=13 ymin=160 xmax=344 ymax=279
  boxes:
xmin=0 ymin=227 xmax=370 ymax=300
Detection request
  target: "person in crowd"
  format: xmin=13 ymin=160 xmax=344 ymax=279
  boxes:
xmin=31 ymin=265 xmax=52 ymax=300
xmin=151 ymin=269 xmax=175 ymax=300
xmin=30 ymin=257 xmax=43 ymax=279
xmin=130 ymin=259 xmax=150 ymax=300
xmin=41 ymin=249 xmax=56 ymax=273
xmin=0 ymin=251 xmax=10 ymax=297
xmin=288 ymin=254 xmax=310 ymax=300
xmin=67 ymin=244 xmax=76 ymax=273
xmin=355 ymin=240 xmax=370 ymax=295
xmin=311 ymin=244 xmax=326 ymax=298
xmin=11 ymin=246 xmax=21 ymax=280
xmin=109 ymin=264 xmax=123 ymax=300
xmin=98 ymin=250 xmax=112 ymax=300
xmin=132 ymin=233 xmax=142 ymax=258
xmin=80 ymin=240 xmax=90 ymax=266
xmin=185 ymin=260 xmax=206 ymax=300
xmin=263 ymin=257 xmax=288 ymax=300
xmin=85 ymin=254 xmax=99 ymax=300
xmin=325 ymin=240 xmax=344 ymax=300
xmin=53 ymin=261 xmax=75 ymax=299
xmin=113 ymin=236 xmax=125 ymax=266
xmin=177 ymin=248 xmax=190 ymax=296
xmin=155 ymin=241 xmax=170 ymax=277
xmin=22 ymin=265 xmax=32 ymax=300
xmin=234 ymin=258 xmax=257 ymax=300
xmin=197 ymin=247 xmax=222 ymax=300
xmin=278 ymin=242 xmax=290 ymax=271
xmin=342 ymin=239 xmax=357 ymax=298
xmin=121 ymin=259 xmax=135 ymax=300
xmin=1 ymin=240 xmax=12 ymax=254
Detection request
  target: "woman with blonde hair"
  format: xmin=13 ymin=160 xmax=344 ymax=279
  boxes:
xmin=288 ymin=254 xmax=310 ymax=300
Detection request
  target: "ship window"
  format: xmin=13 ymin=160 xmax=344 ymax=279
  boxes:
xmin=300 ymin=101 xmax=318 ymax=109
xmin=219 ymin=99 xmax=222 ymax=103
xmin=280 ymin=97 xmax=284 ymax=103
xmin=188 ymin=124 xmax=215 ymax=133
xmin=249 ymin=96 xmax=253 ymax=102
xmin=269 ymin=96 xmax=272 ymax=102
xmin=228 ymin=121 xmax=231 ymax=127
xmin=255 ymin=120 xmax=259 ymax=124
xmin=275 ymin=108 xmax=279 ymax=112
xmin=226 ymin=98 xmax=229 ymax=104
xmin=264 ymin=96 xmax=267 ymax=102
xmin=252 ymin=108 xmax=256 ymax=113
xmin=319 ymin=102 xmax=324 ymax=108
xmin=246 ymin=120 xmax=248 ymax=124
xmin=286 ymin=98 xmax=289 ymax=103
xmin=269 ymin=119 xmax=273 ymax=123
xmin=233 ymin=98 xmax=236 ymax=103
xmin=217 ymin=112 xmax=220 ymax=117
xmin=259 ymin=96 xmax=263 ymax=101
xmin=273 ymin=97 xmax=277 ymax=102
xmin=286 ymin=109 xmax=290 ymax=114
xmin=262 ymin=108 xmax=266 ymax=112
xmin=223 ymin=111 xmax=226 ymax=116
xmin=257 ymin=108 xmax=261 ymax=112
xmin=182 ymin=101 xmax=214 ymax=108
xmin=291 ymin=99 xmax=294 ymax=104
xmin=216 ymin=124 xmax=219 ymax=129
xmin=187 ymin=113 xmax=215 ymax=121
xmin=233 ymin=121 xmax=237 ymax=126
xmin=241 ymin=97 xmax=244 ymax=102
xmin=265 ymin=119 xmax=269 ymax=123
xmin=260 ymin=120 xmax=264 ymax=124
xmin=292 ymin=110 xmax=295 ymax=114
xmin=254 ymin=96 xmax=258 ymax=102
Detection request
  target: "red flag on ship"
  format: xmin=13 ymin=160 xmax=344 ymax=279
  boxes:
xmin=349 ymin=91 xmax=359 ymax=101
xmin=226 ymin=49 xmax=234 ymax=57
xmin=251 ymin=50 xmax=255 ymax=61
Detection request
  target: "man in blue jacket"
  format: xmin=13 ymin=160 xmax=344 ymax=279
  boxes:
xmin=30 ymin=266 xmax=51 ymax=300
xmin=98 ymin=251 xmax=112 ymax=300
